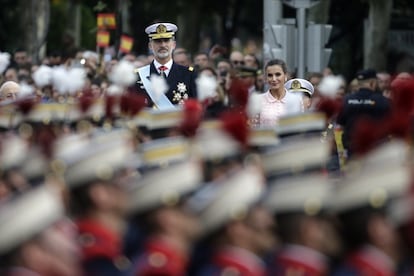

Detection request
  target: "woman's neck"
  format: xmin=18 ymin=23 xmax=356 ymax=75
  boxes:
xmin=270 ymin=88 xmax=286 ymax=100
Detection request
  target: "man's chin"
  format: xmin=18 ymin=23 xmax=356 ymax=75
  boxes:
xmin=156 ymin=52 xmax=169 ymax=59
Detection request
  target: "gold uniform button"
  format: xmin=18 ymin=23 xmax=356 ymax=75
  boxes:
xmin=221 ymin=267 xmax=240 ymax=276
xmin=114 ymin=256 xmax=131 ymax=270
xmin=148 ymin=252 xmax=167 ymax=267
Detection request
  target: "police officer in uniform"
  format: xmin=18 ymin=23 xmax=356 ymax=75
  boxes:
xmin=337 ymin=69 xmax=391 ymax=158
xmin=135 ymin=22 xmax=197 ymax=108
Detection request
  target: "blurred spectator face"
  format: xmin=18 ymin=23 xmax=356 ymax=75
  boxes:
xmin=336 ymin=79 xmax=347 ymax=100
xmin=323 ymin=67 xmax=333 ymax=76
xmin=244 ymin=54 xmax=258 ymax=69
xmin=217 ymin=60 xmax=231 ymax=74
xmin=0 ymin=81 xmax=20 ymax=101
xmin=377 ymin=72 xmax=391 ymax=92
xmin=122 ymin=53 xmax=136 ymax=63
xmin=4 ymin=67 xmax=18 ymax=82
xmin=349 ymin=78 xmax=359 ymax=93
xmin=244 ymin=39 xmax=258 ymax=55
xmin=199 ymin=68 xmax=216 ymax=78
xmin=216 ymin=60 xmax=231 ymax=88
xmin=255 ymin=74 xmax=265 ymax=92
xmin=104 ymin=59 xmax=118 ymax=75
xmin=309 ymin=74 xmax=323 ymax=97
xmin=14 ymin=50 xmax=28 ymax=67
xmin=91 ymin=83 xmax=102 ymax=97
xmin=302 ymin=94 xmax=312 ymax=110
xmin=136 ymin=54 xmax=151 ymax=66
xmin=230 ymin=51 xmax=244 ymax=68
xmin=394 ymin=72 xmax=412 ymax=79
xmin=174 ymin=53 xmax=190 ymax=67
xmin=173 ymin=48 xmax=191 ymax=67
xmin=18 ymin=67 xmax=31 ymax=82
xmin=49 ymin=54 xmax=62 ymax=66
xmin=194 ymin=53 xmax=209 ymax=69
xmin=309 ymin=75 xmax=322 ymax=88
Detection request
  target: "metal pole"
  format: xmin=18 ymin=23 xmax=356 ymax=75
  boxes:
xmin=296 ymin=7 xmax=306 ymax=78
xmin=264 ymin=0 xmax=282 ymax=24
xmin=263 ymin=0 xmax=283 ymax=63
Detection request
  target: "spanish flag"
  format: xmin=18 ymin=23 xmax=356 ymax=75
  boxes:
xmin=97 ymin=31 xmax=110 ymax=47
xmin=119 ymin=35 xmax=134 ymax=54
xmin=97 ymin=13 xmax=116 ymax=29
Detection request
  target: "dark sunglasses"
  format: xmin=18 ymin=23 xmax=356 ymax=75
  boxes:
xmin=231 ymin=60 xmax=244 ymax=65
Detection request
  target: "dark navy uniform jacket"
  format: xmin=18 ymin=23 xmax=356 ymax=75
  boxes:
xmin=336 ymin=88 xmax=391 ymax=153
xmin=332 ymin=247 xmax=396 ymax=276
xmin=76 ymin=219 xmax=132 ymax=276
xmin=135 ymin=61 xmax=197 ymax=106
xmin=196 ymin=247 xmax=266 ymax=276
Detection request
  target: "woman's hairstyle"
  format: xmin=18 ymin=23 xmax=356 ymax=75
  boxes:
xmin=265 ymin=59 xmax=288 ymax=74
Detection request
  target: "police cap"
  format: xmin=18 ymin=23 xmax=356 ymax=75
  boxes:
xmin=356 ymin=68 xmax=377 ymax=81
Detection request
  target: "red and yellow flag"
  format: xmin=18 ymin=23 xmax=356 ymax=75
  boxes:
xmin=119 ymin=35 xmax=134 ymax=54
xmin=97 ymin=31 xmax=110 ymax=47
xmin=97 ymin=13 xmax=116 ymax=29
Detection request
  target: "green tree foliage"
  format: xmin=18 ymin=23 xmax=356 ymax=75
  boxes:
xmin=47 ymin=1 xmax=69 ymax=54
xmin=0 ymin=0 xmax=25 ymax=52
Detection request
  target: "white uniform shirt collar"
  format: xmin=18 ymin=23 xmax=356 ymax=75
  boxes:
xmin=154 ymin=59 xmax=173 ymax=77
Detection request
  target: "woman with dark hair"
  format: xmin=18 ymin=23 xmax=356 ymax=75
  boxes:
xmin=254 ymin=59 xmax=303 ymax=127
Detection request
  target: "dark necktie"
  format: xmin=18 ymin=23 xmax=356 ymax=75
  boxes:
xmin=159 ymin=65 xmax=168 ymax=78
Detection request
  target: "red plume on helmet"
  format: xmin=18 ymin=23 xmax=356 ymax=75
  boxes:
xmin=36 ymin=125 xmax=57 ymax=159
xmin=78 ymin=89 xmax=95 ymax=113
xmin=385 ymin=75 xmax=414 ymax=139
xmin=384 ymin=111 xmax=412 ymax=140
xmin=350 ymin=117 xmax=386 ymax=156
xmin=178 ymin=99 xmax=203 ymax=137
xmin=391 ymin=75 xmax=414 ymax=115
xmin=316 ymin=97 xmax=343 ymax=121
xmin=15 ymin=96 xmax=37 ymax=115
xmin=120 ymin=92 xmax=146 ymax=117
xmin=105 ymin=95 xmax=118 ymax=120
xmin=219 ymin=110 xmax=249 ymax=147
xmin=228 ymin=78 xmax=249 ymax=109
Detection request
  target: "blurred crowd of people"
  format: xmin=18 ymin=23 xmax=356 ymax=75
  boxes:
xmin=2 ymin=23 xmax=414 ymax=276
